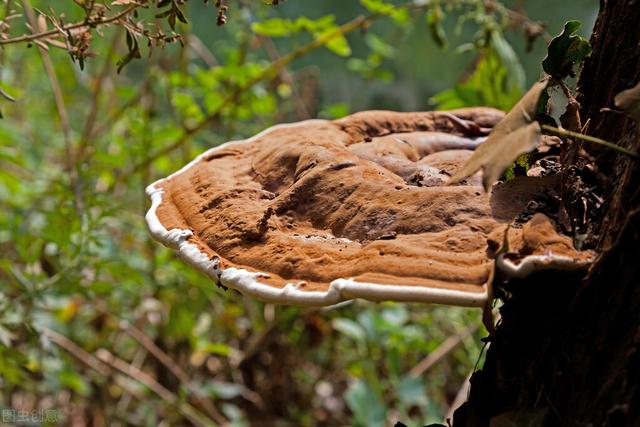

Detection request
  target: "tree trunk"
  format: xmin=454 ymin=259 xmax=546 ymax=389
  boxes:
xmin=453 ymin=1 xmax=640 ymax=426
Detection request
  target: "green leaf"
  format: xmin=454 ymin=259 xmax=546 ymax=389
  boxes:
xmin=253 ymin=15 xmax=350 ymax=57
xmin=360 ymin=0 xmax=408 ymax=23
xmin=426 ymin=6 xmax=447 ymax=49
xmin=196 ymin=341 xmax=231 ymax=356
xmin=296 ymin=15 xmax=335 ymax=32
xmin=365 ymin=33 xmax=394 ymax=58
xmin=502 ymin=152 xmax=533 ymax=182
xmin=396 ymin=375 xmax=429 ymax=407
xmin=251 ymin=18 xmax=295 ymax=37
xmin=333 ymin=318 xmax=366 ymax=342
xmin=59 ymin=369 xmax=91 ymax=396
xmin=431 ymin=50 xmax=523 ymax=111
xmin=542 ymin=20 xmax=592 ymax=78
xmin=380 ymin=305 xmax=408 ymax=326
xmin=173 ymin=4 xmax=188 ymax=24
xmin=320 ymin=102 xmax=350 ymax=119
xmin=360 ymin=0 xmax=394 ymax=15
xmin=345 ymin=380 xmax=387 ymax=427
xmin=165 ymin=304 xmax=197 ymax=339
xmin=491 ymin=31 xmax=525 ymax=90
xmin=322 ymin=31 xmax=352 ymax=57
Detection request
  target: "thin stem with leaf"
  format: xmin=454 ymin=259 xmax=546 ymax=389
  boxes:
xmin=542 ymin=124 xmax=640 ymax=160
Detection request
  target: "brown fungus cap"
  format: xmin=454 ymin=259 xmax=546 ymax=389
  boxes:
xmin=146 ymin=108 xmax=593 ymax=307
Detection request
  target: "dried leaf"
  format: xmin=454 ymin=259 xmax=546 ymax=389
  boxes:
xmin=614 ymin=81 xmax=640 ymax=122
xmin=448 ymin=81 xmax=547 ymax=191
xmin=36 ymin=14 xmax=47 ymax=32
xmin=111 ymin=0 xmax=139 ymax=5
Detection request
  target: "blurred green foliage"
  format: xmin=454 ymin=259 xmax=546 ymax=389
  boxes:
xmin=0 ymin=0 xmax=596 ymax=425
xmin=431 ymin=50 xmax=523 ymax=111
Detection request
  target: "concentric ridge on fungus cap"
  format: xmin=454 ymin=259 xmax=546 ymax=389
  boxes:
xmin=145 ymin=108 xmax=593 ymax=308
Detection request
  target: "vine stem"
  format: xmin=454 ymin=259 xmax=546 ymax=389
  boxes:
xmin=541 ymin=124 xmax=640 ymax=160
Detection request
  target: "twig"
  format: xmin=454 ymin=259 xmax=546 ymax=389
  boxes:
xmin=541 ymin=124 xmax=640 ymax=160
xmin=45 ymin=327 xmax=153 ymax=417
xmin=0 ymin=4 xmax=138 ymax=45
xmin=188 ymin=34 xmax=219 ymax=67
xmin=45 ymin=327 xmax=217 ymax=427
xmin=121 ymin=321 xmax=190 ymax=381
xmin=96 ymin=348 xmax=218 ymax=427
xmin=409 ymin=323 xmax=479 ymax=378
xmin=120 ymin=321 xmax=229 ymax=425
xmin=445 ymin=369 xmax=473 ymax=423
xmin=43 ymin=328 xmax=111 ymax=376
xmin=115 ymin=346 xmax=148 ymax=416
xmin=486 ymin=0 xmax=551 ymax=43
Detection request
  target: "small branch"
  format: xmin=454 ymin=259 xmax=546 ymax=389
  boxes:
xmin=45 ymin=327 xmax=217 ymax=427
xmin=409 ymin=323 xmax=479 ymax=378
xmin=43 ymin=328 xmax=111 ymax=376
xmin=188 ymin=34 xmax=219 ymax=67
xmin=485 ymin=0 xmax=551 ymax=43
xmin=121 ymin=321 xmax=191 ymax=385
xmin=446 ymin=369 xmax=474 ymax=422
xmin=0 ymin=4 xmax=139 ymax=45
xmin=121 ymin=321 xmax=229 ymax=425
xmin=542 ymin=124 xmax=640 ymax=160
xmin=96 ymin=348 xmax=218 ymax=427
xmin=115 ymin=346 xmax=148 ymax=415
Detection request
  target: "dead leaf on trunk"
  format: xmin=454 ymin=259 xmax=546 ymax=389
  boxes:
xmin=448 ymin=80 xmax=547 ymax=191
xmin=614 ymin=81 xmax=640 ymax=122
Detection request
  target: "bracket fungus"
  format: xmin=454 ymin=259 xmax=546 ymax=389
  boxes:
xmin=146 ymin=108 xmax=593 ymax=309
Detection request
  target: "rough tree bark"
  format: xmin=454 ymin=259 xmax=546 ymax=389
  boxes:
xmin=453 ymin=1 xmax=640 ymax=426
